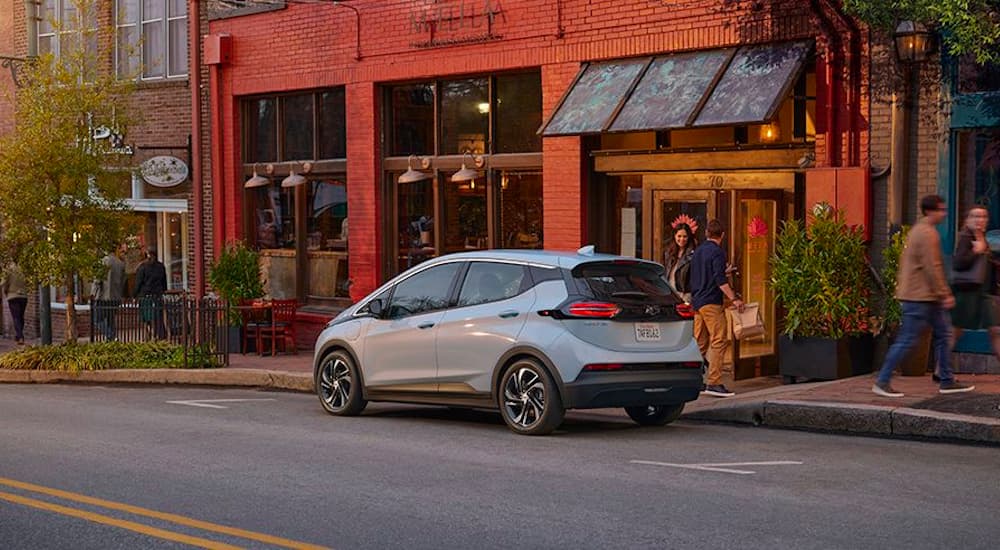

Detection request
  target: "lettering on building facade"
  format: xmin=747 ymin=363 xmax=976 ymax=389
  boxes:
xmin=408 ymin=0 xmax=506 ymax=48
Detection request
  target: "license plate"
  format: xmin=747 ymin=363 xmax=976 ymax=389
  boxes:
xmin=634 ymin=323 xmax=661 ymax=342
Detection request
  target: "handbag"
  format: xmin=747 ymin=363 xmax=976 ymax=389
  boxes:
xmin=729 ymin=302 xmax=765 ymax=340
xmin=952 ymin=253 xmax=987 ymax=286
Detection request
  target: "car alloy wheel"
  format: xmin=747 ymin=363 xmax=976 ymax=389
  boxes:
xmin=317 ymin=351 xmax=367 ymax=416
xmin=624 ymin=403 xmax=684 ymax=426
xmin=499 ymin=359 xmax=564 ymax=435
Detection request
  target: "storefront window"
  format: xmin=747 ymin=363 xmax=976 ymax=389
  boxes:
xmin=248 ymin=97 xmax=277 ymax=163
xmin=498 ymin=171 xmax=542 ymax=248
xmin=250 ymin=185 xmax=296 ymax=249
xmin=495 ymin=73 xmax=542 ymax=153
xmin=441 ymin=174 xmax=487 ymax=253
xmin=958 ymin=55 xmax=1000 ymax=94
xmin=389 ymin=84 xmax=435 ymax=156
xmin=440 ymin=78 xmax=489 ymax=155
xmin=396 ymin=178 xmax=436 ymax=273
xmin=319 ymin=89 xmax=346 ymax=159
xmin=956 ymin=129 xmax=1000 ymax=233
xmin=306 ymin=178 xmax=349 ymax=299
xmin=282 ymin=94 xmax=314 ymax=161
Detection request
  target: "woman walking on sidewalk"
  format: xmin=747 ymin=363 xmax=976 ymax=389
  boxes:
xmin=1 ymin=262 xmax=28 ymax=345
xmin=949 ymin=206 xmax=1000 ymax=365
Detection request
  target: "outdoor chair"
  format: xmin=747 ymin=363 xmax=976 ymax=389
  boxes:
xmin=239 ymin=299 xmax=270 ymax=355
xmin=259 ymin=299 xmax=299 ymax=356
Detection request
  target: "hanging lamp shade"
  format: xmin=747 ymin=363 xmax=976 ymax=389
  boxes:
xmin=244 ymin=165 xmax=269 ymax=188
xmin=281 ymin=169 xmax=307 ymax=188
xmin=451 ymin=152 xmax=481 ymax=183
xmin=398 ymin=154 xmax=432 ymax=183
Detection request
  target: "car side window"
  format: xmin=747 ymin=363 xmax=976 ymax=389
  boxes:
xmin=457 ymin=262 xmax=527 ymax=307
xmin=387 ymin=263 xmax=462 ymax=319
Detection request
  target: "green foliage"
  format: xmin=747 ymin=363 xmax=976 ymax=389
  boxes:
xmin=208 ymin=242 xmax=264 ymax=324
xmin=843 ymin=0 xmax=1000 ymax=64
xmin=770 ymin=205 xmax=876 ymax=339
xmin=0 ymin=341 xmax=218 ymax=371
xmin=0 ymin=0 xmax=139 ymax=341
xmin=880 ymin=227 xmax=910 ymax=330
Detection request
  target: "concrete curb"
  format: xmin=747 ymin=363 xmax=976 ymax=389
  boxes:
xmin=685 ymin=397 xmax=1000 ymax=445
xmin=0 ymin=368 xmax=315 ymax=393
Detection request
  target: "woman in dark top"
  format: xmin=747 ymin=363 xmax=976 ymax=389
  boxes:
xmin=950 ymin=206 xmax=999 ymax=360
xmin=664 ymin=223 xmax=697 ymax=303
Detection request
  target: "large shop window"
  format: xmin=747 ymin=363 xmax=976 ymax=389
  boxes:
xmin=383 ymin=72 xmax=543 ymax=277
xmin=242 ymin=89 xmax=349 ymax=303
xmin=956 ymin=129 xmax=1000 ymax=234
xmin=116 ymin=0 xmax=188 ymax=79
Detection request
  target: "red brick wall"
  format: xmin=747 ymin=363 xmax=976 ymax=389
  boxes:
xmin=208 ymin=0 xmax=866 ymax=306
xmin=0 ymin=0 xmax=15 ymax=137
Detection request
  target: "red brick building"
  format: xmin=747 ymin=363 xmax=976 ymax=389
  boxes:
xmin=208 ymin=0 xmax=869 ymax=373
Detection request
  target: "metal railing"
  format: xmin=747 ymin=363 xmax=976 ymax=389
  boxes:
xmin=89 ymin=294 xmax=230 ymax=367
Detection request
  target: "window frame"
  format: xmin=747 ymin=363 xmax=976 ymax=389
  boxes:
xmin=384 ymin=261 xmax=466 ymax=320
xmin=455 ymin=261 xmax=531 ymax=309
xmin=38 ymin=0 xmax=99 ymax=74
xmin=115 ymin=0 xmax=189 ymax=81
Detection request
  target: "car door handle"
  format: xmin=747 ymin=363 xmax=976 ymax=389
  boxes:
xmin=417 ymin=322 xmax=435 ymax=329
xmin=498 ymin=311 xmax=520 ymax=319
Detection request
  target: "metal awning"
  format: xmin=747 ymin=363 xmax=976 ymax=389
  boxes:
xmin=540 ymin=40 xmax=813 ymax=136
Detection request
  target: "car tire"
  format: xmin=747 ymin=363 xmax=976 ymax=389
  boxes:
xmin=625 ymin=404 xmax=684 ymax=426
xmin=316 ymin=350 xmax=367 ymax=416
xmin=498 ymin=358 xmax=564 ymax=436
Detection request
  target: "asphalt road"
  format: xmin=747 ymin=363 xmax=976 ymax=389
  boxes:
xmin=1 ymin=384 xmax=998 ymax=550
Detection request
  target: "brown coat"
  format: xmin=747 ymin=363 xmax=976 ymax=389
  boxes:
xmin=895 ymin=217 xmax=953 ymax=302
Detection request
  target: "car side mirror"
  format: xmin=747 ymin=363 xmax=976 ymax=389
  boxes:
xmin=368 ymin=298 xmax=384 ymax=318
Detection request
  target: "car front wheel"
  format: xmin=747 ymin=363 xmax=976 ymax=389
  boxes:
xmin=499 ymin=359 xmax=564 ymax=435
xmin=625 ymin=404 xmax=685 ymax=426
xmin=317 ymin=350 xmax=367 ymax=416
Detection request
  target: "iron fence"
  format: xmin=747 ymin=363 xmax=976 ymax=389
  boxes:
xmin=89 ymin=294 xmax=230 ymax=367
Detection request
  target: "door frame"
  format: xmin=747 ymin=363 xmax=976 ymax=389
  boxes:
xmin=646 ymin=189 xmax=717 ymax=263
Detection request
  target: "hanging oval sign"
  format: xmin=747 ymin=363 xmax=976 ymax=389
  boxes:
xmin=140 ymin=155 xmax=189 ymax=187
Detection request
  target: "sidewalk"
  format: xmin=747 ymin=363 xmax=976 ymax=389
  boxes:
xmin=1 ymin=336 xmax=997 ymax=444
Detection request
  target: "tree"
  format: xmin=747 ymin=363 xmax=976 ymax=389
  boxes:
xmin=0 ymin=0 xmax=139 ymax=342
xmin=843 ymin=0 xmax=1000 ymax=64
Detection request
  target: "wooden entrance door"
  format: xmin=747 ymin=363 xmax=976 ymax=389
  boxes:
xmin=730 ymin=190 xmax=786 ymax=378
xmin=649 ymin=190 xmax=717 ymax=265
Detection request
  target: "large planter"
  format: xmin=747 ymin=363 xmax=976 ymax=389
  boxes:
xmin=847 ymin=333 xmax=876 ymax=376
xmin=778 ymin=335 xmax=854 ymax=382
xmin=895 ymin=329 xmax=932 ymax=377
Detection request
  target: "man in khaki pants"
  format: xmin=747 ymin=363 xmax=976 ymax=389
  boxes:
xmin=689 ymin=219 xmax=743 ymax=397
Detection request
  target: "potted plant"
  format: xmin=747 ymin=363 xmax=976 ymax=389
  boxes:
xmin=208 ymin=242 xmax=265 ymax=351
xmin=771 ymin=203 xmax=880 ymax=382
xmin=877 ymin=226 xmax=931 ymax=376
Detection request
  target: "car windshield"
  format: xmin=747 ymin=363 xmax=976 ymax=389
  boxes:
xmin=571 ymin=262 xmax=680 ymax=305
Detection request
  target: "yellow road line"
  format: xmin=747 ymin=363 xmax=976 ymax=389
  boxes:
xmin=0 ymin=477 xmax=328 ymax=550
xmin=0 ymin=490 xmax=243 ymax=550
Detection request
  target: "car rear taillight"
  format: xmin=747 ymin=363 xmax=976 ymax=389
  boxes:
xmin=680 ymin=361 xmax=703 ymax=369
xmin=583 ymin=363 xmax=624 ymax=371
xmin=675 ymin=303 xmax=695 ymax=319
xmin=567 ymin=302 xmax=622 ymax=318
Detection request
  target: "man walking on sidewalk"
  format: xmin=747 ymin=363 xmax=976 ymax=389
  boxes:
xmin=874 ymin=194 xmax=975 ymax=397
xmin=690 ymin=219 xmax=744 ymax=398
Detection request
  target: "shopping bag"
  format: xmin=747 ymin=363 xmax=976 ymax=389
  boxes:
xmin=730 ymin=302 xmax=765 ymax=340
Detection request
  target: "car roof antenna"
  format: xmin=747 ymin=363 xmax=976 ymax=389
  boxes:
xmin=577 ymin=245 xmax=596 ymax=256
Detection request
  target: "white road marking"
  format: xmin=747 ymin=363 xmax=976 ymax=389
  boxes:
xmin=630 ymin=460 xmax=803 ymax=475
xmin=166 ymin=399 xmax=277 ymax=409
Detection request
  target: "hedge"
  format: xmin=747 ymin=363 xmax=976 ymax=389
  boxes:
xmin=0 ymin=341 xmax=218 ymax=371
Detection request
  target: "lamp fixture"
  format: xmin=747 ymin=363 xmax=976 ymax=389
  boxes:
xmin=759 ymin=121 xmax=781 ymax=143
xmin=244 ymin=163 xmax=270 ymax=188
xmin=281 ymin=161 xmax=312 ymax=188
xmin=894 ymin=20 xmax=933 ymax=64
xmin=398 ymin=154 xmax=432 ymax=184
xmin=451 ymin=152 xmax=485 ymax=183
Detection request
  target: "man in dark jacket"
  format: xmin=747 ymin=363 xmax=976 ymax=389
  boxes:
xmin=134 ymin=247 xmax=168 ymax=339
xmin=689 ymin=219 xmax=744 ymax=398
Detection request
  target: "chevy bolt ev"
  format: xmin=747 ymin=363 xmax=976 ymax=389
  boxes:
xmin=313 ymin=247 xmax=704 ymax=435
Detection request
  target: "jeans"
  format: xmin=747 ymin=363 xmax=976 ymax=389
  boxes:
xmin=7 ymin=297 xmax=27 ymax=341
xmin=877 ymin=301 xmax=954 ymax=386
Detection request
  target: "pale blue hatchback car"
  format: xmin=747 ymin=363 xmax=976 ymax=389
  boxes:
xmin=313 ymin=247 xmax=703 ymax=435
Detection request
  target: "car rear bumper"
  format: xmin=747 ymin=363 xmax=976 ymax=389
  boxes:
xmin=562 ymin=368 xmax=703 ymax=409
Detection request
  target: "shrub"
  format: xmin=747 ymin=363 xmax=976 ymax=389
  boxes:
xmin=208 ymin=242 xmax=265 ymax=325
xmin=770 ymin=204 xmax=876 ymax=338
xmin=879 ymin=226 xmax=910 ymax=331
xmin=0 ymin=341 xmax=217 ymax=372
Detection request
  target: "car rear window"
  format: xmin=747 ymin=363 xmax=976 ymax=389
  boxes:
xmin=570 ymin=261 xmax=680 ymax=305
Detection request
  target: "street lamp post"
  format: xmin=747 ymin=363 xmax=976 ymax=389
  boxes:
xmin=890 ymin=21 xmax=933 ymax=226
